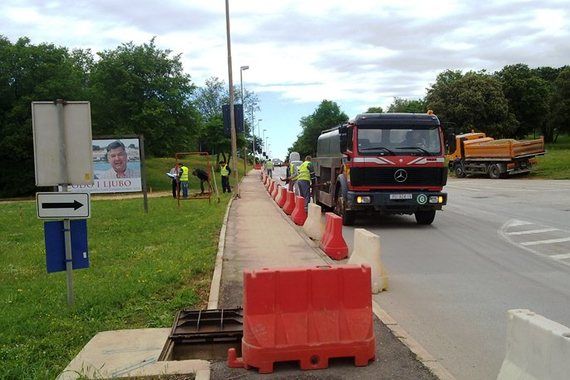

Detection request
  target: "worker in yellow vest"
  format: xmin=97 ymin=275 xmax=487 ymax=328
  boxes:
xmin=219 ymin=160 xmax=232 ymax=193
xmin=289 ymin=155 xmax=316 ymax=210
xmin=178 ymin=163 xmax=189 ymax=198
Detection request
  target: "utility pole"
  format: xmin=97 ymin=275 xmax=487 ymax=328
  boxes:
xmin=225 ymin=0 xmax=240 ymax=197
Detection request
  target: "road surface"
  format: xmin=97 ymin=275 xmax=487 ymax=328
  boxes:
xmin=339 ymin=177 xmax=570 ymax=380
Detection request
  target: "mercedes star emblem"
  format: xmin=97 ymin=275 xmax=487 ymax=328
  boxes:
xmin=394 ymin=169 xmax=408 ymax=182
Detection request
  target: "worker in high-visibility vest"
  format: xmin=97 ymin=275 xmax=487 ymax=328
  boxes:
xmin=265 ymin=160 xmax=274 ymax=178
xmin=178 ymin=163 xmax=189 ymax=198
xmin=289 ymin=155 xmax=316 ymax=210
xmin=219 ymin=160 xmax=232 ymax=193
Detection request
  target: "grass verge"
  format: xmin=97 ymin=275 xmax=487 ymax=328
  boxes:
xmin=532 ymin=135 xmax=570 ymax=179
xmin=0 ymin=193 xmax=232 ymax=378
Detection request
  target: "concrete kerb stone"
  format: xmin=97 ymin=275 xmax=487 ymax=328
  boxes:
xmin=207 ymin=191 xmax=235 ymax=309
xmin=497 ymin=309 xmax=570 ymax=380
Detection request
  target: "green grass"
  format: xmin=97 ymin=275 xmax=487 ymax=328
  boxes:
xmin=0 ymin=194 xmax=232 ymax=378
xmin=532 ymin=135 xmax=570 ymax=179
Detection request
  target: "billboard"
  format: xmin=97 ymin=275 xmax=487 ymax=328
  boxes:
xmin=67 ymin=138 xmax=142 ymax=193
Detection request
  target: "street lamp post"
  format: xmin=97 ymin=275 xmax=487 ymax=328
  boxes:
xmin=224 ymin=0 xmax=240 ymax=197
xmin=239 ymin=65 xmax=249 ymax=174
xmin=262 ymin=129 xmax=267 ymax=157
xmin=256 ymin=119 xmax=262 ymax=161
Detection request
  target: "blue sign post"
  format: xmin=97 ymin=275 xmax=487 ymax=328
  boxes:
xmin=44 ymin=220 xmax=89 ymax=273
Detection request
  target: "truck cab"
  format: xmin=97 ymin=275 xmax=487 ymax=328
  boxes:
xmin=313 ymin=112 xmax=448 ymax=225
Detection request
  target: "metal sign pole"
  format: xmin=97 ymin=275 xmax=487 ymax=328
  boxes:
xmin=56 ymin=99 xmax=75 ymax=306
xmin=62 ymin=186 xmax=75 ymax=306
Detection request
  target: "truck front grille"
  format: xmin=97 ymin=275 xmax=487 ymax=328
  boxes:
xmin=350 ymin=167 xmax=446 ymax=187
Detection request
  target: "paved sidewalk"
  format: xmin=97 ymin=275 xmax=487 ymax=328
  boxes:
xmin=211 ymin=171 xmax=437 ymax=379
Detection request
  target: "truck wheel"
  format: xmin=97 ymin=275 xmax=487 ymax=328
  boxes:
xmin=415 ymin=210 xmax=436 ymax=225
xmin=454 ymin=164 xmax=467 ymax=178
xmin=488 ymin=164 xmax=502 ymax=179
xmin=335 ymin=192 xmax=355 ymax=226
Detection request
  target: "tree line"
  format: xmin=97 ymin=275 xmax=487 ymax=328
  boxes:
xmin=0 ymin=36 xmax=259 ymax=197
xmin=288 ymin=64 xmax=569 ymax=159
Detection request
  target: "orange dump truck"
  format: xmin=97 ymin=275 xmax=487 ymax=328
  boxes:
xmin=447 ymin=133 xmax=545 ymax=179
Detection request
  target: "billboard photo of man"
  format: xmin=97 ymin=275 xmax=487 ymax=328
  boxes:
xmin=67 ymin=137 xmax=142 ymax=193
xmin=100 ymin=140 xmax=136 ymax=179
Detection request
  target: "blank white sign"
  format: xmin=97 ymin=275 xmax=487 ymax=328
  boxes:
xmin=32 ymin=101 xmax=94 ymax=186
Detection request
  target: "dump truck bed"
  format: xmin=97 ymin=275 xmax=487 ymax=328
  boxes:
xmin=463 ymin=137 xmax=545 ymax=160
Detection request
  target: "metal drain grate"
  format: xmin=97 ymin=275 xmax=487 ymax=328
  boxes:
xmin=159 ymin=308 xmax=243 ymax=361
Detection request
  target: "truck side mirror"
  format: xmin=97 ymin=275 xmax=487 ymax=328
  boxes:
xmin=339 ymin=125 xmax=348 ymax=153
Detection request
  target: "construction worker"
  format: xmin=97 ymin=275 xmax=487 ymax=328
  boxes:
xmin=178 ymin=163 xmax=189 ymax=198
xmin=192 ymin=168 xmax=211 ymax=195
xmin=289 ymin=155 xmax=315 ymax=210
xmin=219 ymin=160 xmax=232 ymax=193
xmin=265 ymin=159 xmax=274 ymax=178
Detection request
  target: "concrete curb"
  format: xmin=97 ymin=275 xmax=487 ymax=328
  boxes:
xmin=207 ymin=192 xmax=234 ymax=309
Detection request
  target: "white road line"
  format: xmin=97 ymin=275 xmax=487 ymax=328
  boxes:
xmin=505 ymin=228 xmax=559 ymax=236
xmin=507 ymin=220 xmax=533 ymax=227
xmin=550 ymin=253 xmax=570 ymax=260
xmin=521 ymin=237 xmax=570 ymax=246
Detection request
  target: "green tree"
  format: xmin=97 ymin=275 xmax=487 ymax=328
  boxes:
xmin=0 ymin=36 xmax=87 ymax=197
xmin=387 ymin=97 xmax=426 ymax=113
xmin=192 ymin=76 xmax=261 ymax=163
xmin=495 ymin=64 xmax=551 ymax=139
xmin=549 ymin=67 xmax=570 ymax=140
xmin=366 ymin=106 xmax=383 ymax=113
xmin=426 ymin=70 xmax=516 ymax=138
xmin=289 ymin=100 xmax=348 ymax=157
xmin=89 ymin=38 xmax=199 ymax=156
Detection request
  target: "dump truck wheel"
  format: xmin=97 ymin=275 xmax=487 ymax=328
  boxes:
xmin=488 ymin=164 xmax=502 ymax=179
xmin=454 ymin=164 xmax=467 ymax=178
xmin=415 ymin=210 xmax=436 ymax=225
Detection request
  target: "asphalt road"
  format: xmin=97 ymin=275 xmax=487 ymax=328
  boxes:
xmin=339 ymin=177 xmax=570 ymax=380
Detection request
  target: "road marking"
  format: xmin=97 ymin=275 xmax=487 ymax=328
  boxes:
xmin=521 ymin=237 xmax=570 ymax=246
xmin=505 ymin=228 xmax=558 ymax=236
xmin=507 ymin=220 xmax=533 ymax=227
xmin=550 ymin=253 xmax=570 ymax=260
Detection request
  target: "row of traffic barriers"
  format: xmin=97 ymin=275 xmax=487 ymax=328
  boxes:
xmin=226 ymin=173 xmax=382 ymax=374
xmin=260 ymin=173 xmax=388 ymax=293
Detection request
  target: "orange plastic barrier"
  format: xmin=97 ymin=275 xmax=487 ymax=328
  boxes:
xmin=290 ymin=196 xmax=308 ymax=225
xmin=262 ymin=174 xmax=267 ymax=184
xmin=283 ymin=191 xmax=295 ymax=215
xmin=319 ymin=213 xmax=348 ymax=260
xmin=271 ymin=184 xmax=279 ymax=199
xmin=227 ymin=265 xmax=375 ymax=373
xmin=277 ymin=187 xmax=287 ymax=208
xmin=268 ymin=181 xmax=275 ymax=194
xmin=254 ymin=163 xmax=262 ymax=170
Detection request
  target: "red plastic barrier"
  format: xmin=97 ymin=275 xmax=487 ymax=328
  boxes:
xmin=227 ymin=265 xmax=375 ymax=373
xmin=277 ymin=187 xmax=287 ymax=208
xmin=262 ymin=174 xmax=267 ymax=184
xmin=254 ymin=163 xmax=262 ymax=170
xmin=319 ymin=213 xmax=348 ymax=260
xmin=271 ymin=184 xmax=279 ymax=199
xmin=282 ymin=191 xmax=295 ymax=215
xmin=290 ymin=196 xmax=308 ymax=225
xmin=269 ymin=181 xmax=275 ymax=194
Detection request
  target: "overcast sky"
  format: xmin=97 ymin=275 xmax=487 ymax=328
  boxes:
xmin=2 ymin=0 xmax=569 ymax=159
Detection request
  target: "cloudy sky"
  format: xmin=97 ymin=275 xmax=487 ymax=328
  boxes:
xmin=2 ymin=0 xmax=569 ymax=159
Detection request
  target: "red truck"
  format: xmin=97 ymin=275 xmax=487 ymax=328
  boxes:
xmin=312 ymin=112 xmax=448 ymax=225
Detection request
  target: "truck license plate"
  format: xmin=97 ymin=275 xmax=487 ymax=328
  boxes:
xmin=390 ymin=193 xmax=412 ymax=200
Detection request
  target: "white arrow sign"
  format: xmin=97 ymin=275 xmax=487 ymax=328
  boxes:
xmin=36 ymin=193 xmax=91 ymax=219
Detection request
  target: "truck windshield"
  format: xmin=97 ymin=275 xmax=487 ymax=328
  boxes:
xmin=357 ymin=126 xmax=441 ymax=155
